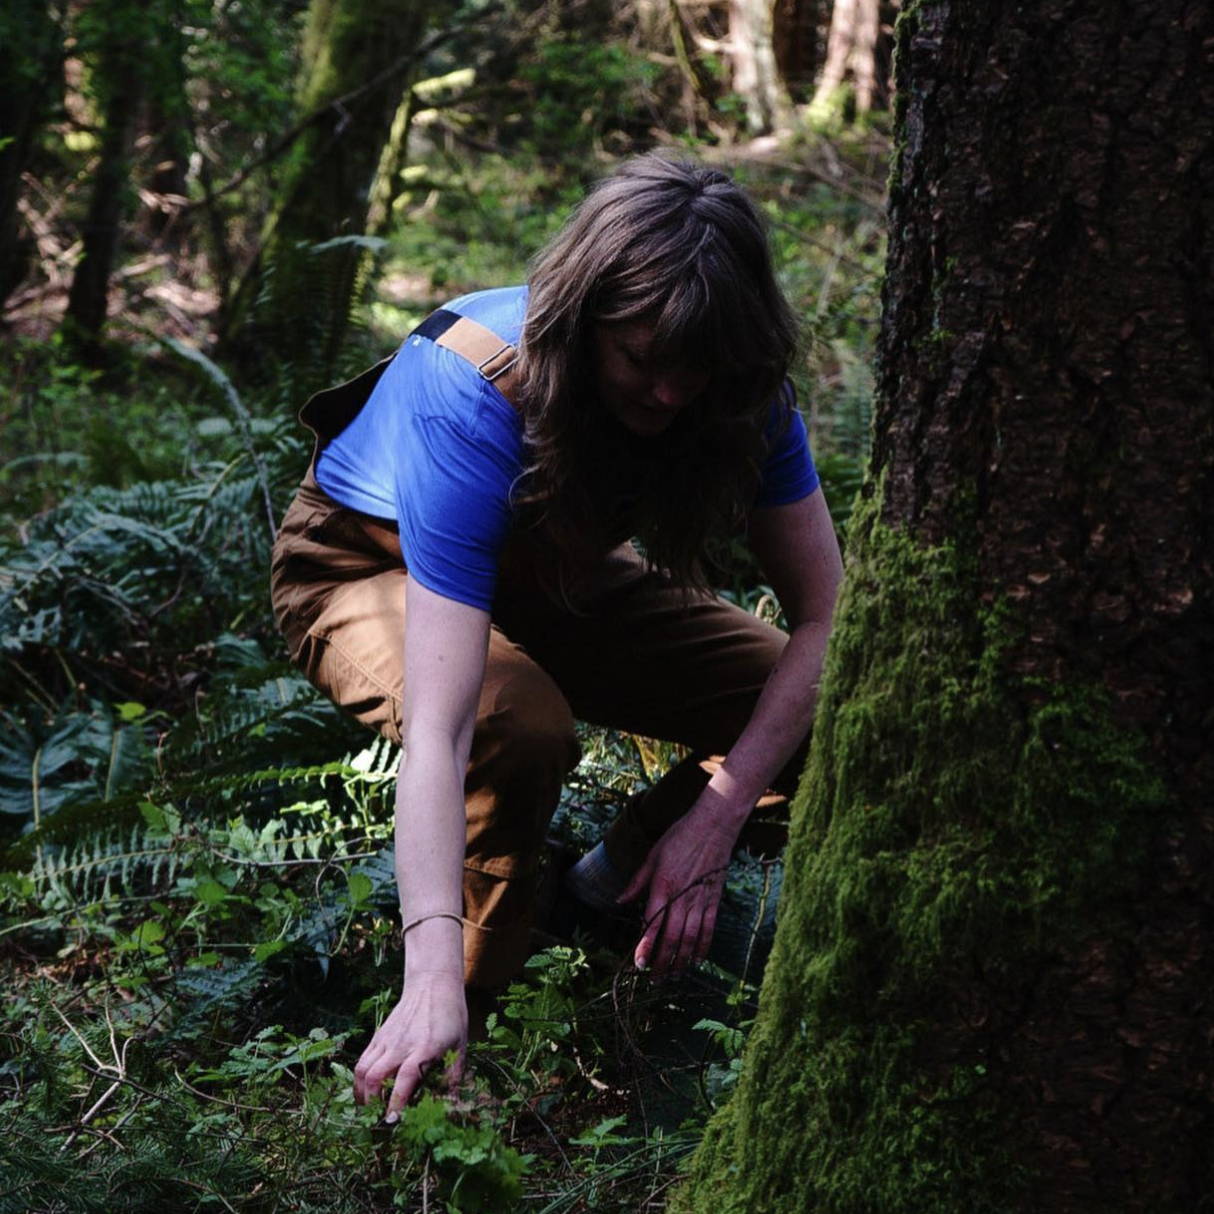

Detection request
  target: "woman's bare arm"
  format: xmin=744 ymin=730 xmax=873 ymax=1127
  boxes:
xmin=621 ymin=487 xmax=843 ymax=971
xmin=352 ymin=578 xmax=490 ymax=1119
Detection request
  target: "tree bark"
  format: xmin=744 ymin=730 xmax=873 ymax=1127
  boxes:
xmin=728 ymin=0 xmax=792 ymax=134
xmin=675 ymin=1 xmax=1214 ymax=1210
xmin=0 ymin=0 xmax=63 ymax=312
xmin=772 ymin=0 xmax=822 ymax=101
xmin=139 ymin=21 xmax=193 ymax=245
xmin=365 ymin=87 xmax=415 ymax=241
xmin=63 ymin=6 xmax=144 ymax=344
xmin=220 ymin=0 xmax=430 ymax=377
xmin=808 ymin=0 xmax=886 ymax=119
xmin=665 ymin=0 xmax=715 ymax=133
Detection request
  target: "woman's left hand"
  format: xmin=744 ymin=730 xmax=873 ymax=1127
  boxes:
xmin=617 ymin=804 xmax=739 ymax=972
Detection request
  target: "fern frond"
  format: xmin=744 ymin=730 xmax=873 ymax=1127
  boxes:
xmin=170 ymin=956 xmax=267 ymax=1029
xmin=159 ymin=337 xmax=278 ymax=542
xmin=27 ymin=823 xmax=182 ymax=909
xmin=2 ymin=759 xmax=358 ymax=868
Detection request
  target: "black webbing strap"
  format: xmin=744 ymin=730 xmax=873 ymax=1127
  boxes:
xmin=408 ymin=308 xmax=522 ymax=407
xmin=409 ymin=308 xmax=461 ymax=342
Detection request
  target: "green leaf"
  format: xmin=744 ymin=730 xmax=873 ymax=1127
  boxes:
xmin=129 ymin=920 xmax=166 ymax=952
xmin=194 ymin=878 xmax=230 ymax=906
xmin=253 ymin=939 xmax=289 ymax=963
xmin=0 ymin=871 xmax=35 ymax=898
xmin=569 ymin=1115 xmax=632 ymax=1147
xmin=139 ymin=800 xmax=166 ymax=831
xmin=346 ymin=871 xmax=373 ymax=907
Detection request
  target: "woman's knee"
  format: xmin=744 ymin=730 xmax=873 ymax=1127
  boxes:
xmin=479 ymin=688 xmax=579 ymax=775
xmin=474 ymin=653 xmax=580 ymax=778
xmin=465 ymin=658 xmax=579 ymax=862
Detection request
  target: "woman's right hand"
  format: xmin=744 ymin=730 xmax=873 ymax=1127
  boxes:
xmin=353 ymin=971 xmax=468 ymax=1121
xmin=354 ymin=580 xmax=487 ymax=1120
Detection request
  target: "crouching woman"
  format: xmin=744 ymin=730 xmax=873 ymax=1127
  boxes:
xmin=269 ymin=154 xmax=843 ymax=1119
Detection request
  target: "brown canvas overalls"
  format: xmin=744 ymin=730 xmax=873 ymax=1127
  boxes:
xmin=269 ymin=311 xmax=807 ymax=988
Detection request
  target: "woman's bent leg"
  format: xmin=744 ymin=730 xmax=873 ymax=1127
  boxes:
xmin=493 ymin=550 xmax=808 ymax=880
xmin=461 ymin=636 xmax=580 ymax=987
xmin=271 ymin=486 xmax=579 ymax=986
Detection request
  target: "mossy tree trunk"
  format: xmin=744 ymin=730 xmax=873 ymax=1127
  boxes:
xmin=676 ymin=2 xmax=1214 ymax=1211
xmin=221 ymin=0 xmax=430 ymax=379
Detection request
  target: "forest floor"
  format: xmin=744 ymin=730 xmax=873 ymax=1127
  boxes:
xmin=0 ymin=136 xmax=887 ymax=1211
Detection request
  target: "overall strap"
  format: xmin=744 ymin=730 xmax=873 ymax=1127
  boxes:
xmin=409 ymin=308 xmax=522 ymax=408
xmin=298 ymin=306 xmax=523 ymax=449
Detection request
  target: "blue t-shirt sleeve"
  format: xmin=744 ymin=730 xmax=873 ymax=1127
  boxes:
xmin=395 ymin=386 xmax=519 ymax=612
xmin=754 ymin=380 xmax=819 ymax=509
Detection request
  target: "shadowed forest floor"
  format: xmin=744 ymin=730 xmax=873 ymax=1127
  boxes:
xmin=1 ymin=138 xmax=885 ymax=1210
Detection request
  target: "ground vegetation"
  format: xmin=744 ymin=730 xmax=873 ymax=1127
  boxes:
xmin=1 ymin=2 xmax=885 ymax=1208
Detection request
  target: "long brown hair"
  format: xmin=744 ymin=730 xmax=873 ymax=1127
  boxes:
xmin=517 ymin=153 xmax=798 ymax=593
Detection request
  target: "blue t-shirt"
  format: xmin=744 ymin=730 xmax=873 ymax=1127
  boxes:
xmin=315 ymin=286 xmax=819 ymax=611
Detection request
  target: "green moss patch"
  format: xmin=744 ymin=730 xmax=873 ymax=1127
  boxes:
xmin=675 ymin=483 xmax=1168 ymax=1213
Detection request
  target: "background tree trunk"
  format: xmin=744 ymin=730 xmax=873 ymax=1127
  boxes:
xmin=62 ymin=0 xmax=145 ymax=345
xmin=675 ymin=1 xmax=1214 ymax=1210
xmin=771 ymin=0 xmax=823 ymax=102
xmin=665 ymin=0 xmax=716 ymax=133
xmin=728 ymin=0 xmax=792 ymax=134
xmin=365 ymin=87 xmax=415 ymax=241
xmin=808 ymin=0 xmax=886 ymax=120
xmin=139 ymin=20 xmax=193 ymax=245
xmin=221 ymin=0 xmax=430 ymax=378
xmin=0 ymin=0 xmax=63 ymax=313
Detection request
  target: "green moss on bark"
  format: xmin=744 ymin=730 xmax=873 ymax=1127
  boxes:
xmin=673 ymin=484 xmax=1168 ymax=1213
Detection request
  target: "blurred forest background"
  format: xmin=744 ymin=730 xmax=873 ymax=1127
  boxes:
xmin=0 ymin=1 xmax=892 ymax=1208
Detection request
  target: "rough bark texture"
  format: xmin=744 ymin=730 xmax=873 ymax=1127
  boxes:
xmin=675 ymin=1 xmax=1214 ymax=1211
xmin=880 ymin=0 xmax=1213 ymax=797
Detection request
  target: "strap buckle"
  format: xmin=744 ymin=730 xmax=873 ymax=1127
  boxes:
xmin=477 ymin=344 xmax=519 ymax=382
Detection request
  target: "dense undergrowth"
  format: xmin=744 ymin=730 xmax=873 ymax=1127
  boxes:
xmin=1 ymin=95 xmax=885 ymax=1210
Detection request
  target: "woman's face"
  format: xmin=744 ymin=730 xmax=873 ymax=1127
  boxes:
xmin=592 ymin=321 xmax=710 ymax=437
